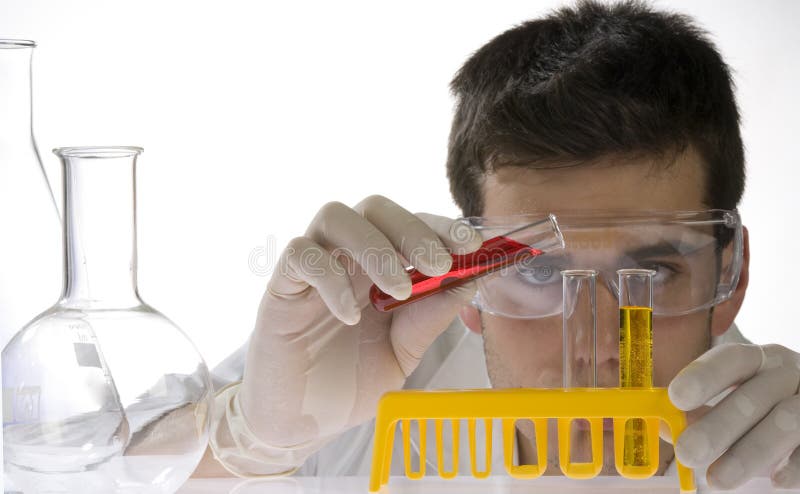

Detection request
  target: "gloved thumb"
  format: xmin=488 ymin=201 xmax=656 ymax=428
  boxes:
xmin=389 ymin=281 xmax=477 ymax=377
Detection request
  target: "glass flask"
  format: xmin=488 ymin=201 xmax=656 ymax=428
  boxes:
xmin=2 ymin=147 xmax=212 ymax=493
xmin=0 ymin=39 xmax=62 ymax=350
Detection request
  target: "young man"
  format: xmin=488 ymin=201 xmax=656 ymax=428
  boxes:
xmin=196 ymin=1 xmax=800 ymax=489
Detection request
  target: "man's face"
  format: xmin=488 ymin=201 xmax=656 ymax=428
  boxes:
xmin=479 ymin=149 xmax=713 ymax=474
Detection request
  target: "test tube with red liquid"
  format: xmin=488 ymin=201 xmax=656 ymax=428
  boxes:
xmin=369 ymin=214 xmax=563 ymax=312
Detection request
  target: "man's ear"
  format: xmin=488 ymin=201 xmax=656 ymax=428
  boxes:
xmin=711 ymin=226 xmax=749 ymax=337
xmin=459 ymin=304 xmax=482 ymax=334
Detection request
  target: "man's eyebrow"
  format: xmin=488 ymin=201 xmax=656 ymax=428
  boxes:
xmin=623 ymin=241 xmax=683 ymax=259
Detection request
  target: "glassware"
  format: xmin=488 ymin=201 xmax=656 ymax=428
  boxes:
xmin=561 ymin=269 xmax=598 ymax=464
xmin=369 ymin=214 xmax=564 ymax=312
xmin=0 ymin=39 xmax=62 ymax=349
xmin=2 ymin=147 xmax=212 ymax=493
xmin=562 ymin=270 xmax=597 ymax=389
xmin=618 ymin=268 xmax=655 ymax=468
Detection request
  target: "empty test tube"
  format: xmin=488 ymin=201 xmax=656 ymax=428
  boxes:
xmin=562 ymin=270 xmax=598 ymax=388
xmin=618 ymin=269 xmax=655 ymax=467
xmin=561 ymin=270 xmax=598 ymax=467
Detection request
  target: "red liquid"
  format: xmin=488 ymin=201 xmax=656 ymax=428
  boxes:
xmin=369 ymin=235 xmax=543 ymax=312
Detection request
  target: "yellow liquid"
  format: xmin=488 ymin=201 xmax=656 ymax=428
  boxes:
xmin=619 ymin=306 xmax=653 ymax=467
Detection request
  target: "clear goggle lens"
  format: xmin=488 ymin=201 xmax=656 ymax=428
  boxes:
xmin=467 ymin=210 xmax=742 ymax=319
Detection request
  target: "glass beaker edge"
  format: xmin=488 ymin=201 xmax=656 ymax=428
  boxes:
xmin=53 ymin=146 xmax=144 ymax=159
xmin=0 ymin=39 xmax=36 ymax=48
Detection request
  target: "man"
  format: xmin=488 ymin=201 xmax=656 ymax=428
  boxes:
xmin=194 ymin=1 xmax=800 ymax=489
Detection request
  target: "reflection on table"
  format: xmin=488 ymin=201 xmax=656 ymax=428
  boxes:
xmin=178 ymin=475 xmax=800 ymax=494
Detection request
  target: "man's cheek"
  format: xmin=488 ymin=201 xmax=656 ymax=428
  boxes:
xmin=483 ymin=317 xmax=563 ymax=388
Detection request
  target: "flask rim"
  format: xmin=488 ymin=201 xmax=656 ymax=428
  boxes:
xmin=0 ymin=39 xmax=36 ymax=48
xmin=54 ymin=146 xmax=144 ymax=159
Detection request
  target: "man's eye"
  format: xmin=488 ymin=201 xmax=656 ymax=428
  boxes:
xmin=518 ymin=264 xmax=561 ymax=285
xmin=639 ymin=261 xmax=680 ymax=284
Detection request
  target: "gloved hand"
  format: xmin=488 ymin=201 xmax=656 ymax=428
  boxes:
xmin=230 ymin=195 xmax=481 ymax=472
xmin=669 ymin=343 xmax=800 ymax=489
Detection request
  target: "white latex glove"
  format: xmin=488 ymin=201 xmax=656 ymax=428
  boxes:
xmin=669 ymin=343 xmax=800 ymax=489
xmin=231 ymin=195 xmax=481 ymax=472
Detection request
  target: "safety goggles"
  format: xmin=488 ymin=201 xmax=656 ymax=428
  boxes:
xmin=464 ymin=210 xmax=743 ymax=319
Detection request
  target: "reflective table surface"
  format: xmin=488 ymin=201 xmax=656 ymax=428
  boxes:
xmin=177 ymin=476 xmax=800 ymax=494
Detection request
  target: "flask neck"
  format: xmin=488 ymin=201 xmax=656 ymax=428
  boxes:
xmin=57 ymin=148 xmax=143 ymax=309
xmin=0 ymin=45 xmax=34 ymax=145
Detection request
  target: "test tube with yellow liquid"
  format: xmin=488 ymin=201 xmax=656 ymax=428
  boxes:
xmin=617 ymin=269 xmax=655 ymax=468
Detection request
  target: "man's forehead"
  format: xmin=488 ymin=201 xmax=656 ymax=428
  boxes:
xmin=512 ymin=223 xmax=717 ymax=263
xmin=561 ymin=226 xmax=709 ymax=249
xmin=481 ymin=149 xmax=708 ymax=216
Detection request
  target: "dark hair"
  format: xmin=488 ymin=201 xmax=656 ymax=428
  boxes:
xmin=447 ymin=0 xmax=745 ymax=216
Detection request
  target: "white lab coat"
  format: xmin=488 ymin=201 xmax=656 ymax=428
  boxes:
xmin=210 ymin=318 xmax=750 ymax=479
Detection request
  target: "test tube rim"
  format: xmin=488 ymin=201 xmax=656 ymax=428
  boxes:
xmin=616 ymin=268 xmax=656 ymax=277
xmin=561 ymin=269 xmax=599 ymax=278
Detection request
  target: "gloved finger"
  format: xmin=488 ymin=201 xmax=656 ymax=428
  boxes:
xmin=675 ymin=366 xmax=800 ymax=469
xmin=414 ymin=212 xmax=483 ymax=255
xmin=267 ymin=236 xmax=361 ymax=325
xmin=305 ymin=200 xmax=411 ymax=301
xmin=772 ymin=442 xmax=800 ymax=488
xmin=353 ymin=195 xmax=453 ymax=277
xmin=390 ymin=281 xmax=477 ymax=376
xmin=669 ymin=343 xmax=765 ymax=411
xmin=706 ymin=393 xmax=800 ymax=490
xmin=659 ymin=406 xmax=711 ymax=444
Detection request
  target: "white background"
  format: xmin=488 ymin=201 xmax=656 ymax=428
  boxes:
xmin=0 ymin=0 xmax=798 ymax=368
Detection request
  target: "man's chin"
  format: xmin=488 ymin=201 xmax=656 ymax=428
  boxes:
xmin=590 ymin=430 xmax=620 ymax=476
xmin=600 ymin=430 xmax=618 ymax=475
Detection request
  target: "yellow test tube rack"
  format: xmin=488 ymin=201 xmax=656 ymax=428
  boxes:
xmin=368 ymin=387 xmax=695 ymax=493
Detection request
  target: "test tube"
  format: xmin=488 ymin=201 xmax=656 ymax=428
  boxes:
xmin=369 ymin=214 xmax=564 ymax=312
xmin=618 ymin=269 xmax=655 ymax=467
xmin=562 ymin=270 xmax=597 ymax=388
xmin=562 ymin=270 xmax=598 ymax=465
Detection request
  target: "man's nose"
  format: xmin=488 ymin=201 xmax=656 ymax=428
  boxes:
xmin=595 ymin=273 xmax=620 ymax=387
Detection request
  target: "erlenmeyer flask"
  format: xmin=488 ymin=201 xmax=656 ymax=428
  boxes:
xmin=0 ymin=39 xmax=62 ymax=350
xmin=3 ymin=147 xmax=212 ymax=493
